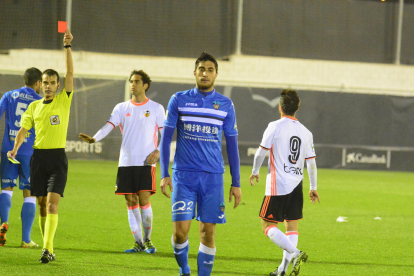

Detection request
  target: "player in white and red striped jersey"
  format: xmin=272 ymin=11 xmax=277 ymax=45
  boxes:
xmin=79 ymin=70 xmax=164 ymax=254
xmin=250 ymin=90 xmax=320 ymax=276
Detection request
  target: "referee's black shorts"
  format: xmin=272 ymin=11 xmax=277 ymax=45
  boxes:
xmin=30 ymin=148 xmax=68 ymax=197
xmin=259 ymin=181 xmax=303 ymax=223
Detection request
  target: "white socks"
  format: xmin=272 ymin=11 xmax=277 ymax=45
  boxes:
xmin=278 ymin=231 xmax=299 ymax=273
xmin=127 ymin=205 xmax=143 ymax=245
xmin=265 ymin=226 xmax=299 ymax=255
xmin=140 ymin=204 xmax=153 ymax=241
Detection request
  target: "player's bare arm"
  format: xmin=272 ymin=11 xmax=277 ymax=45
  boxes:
xmin=309 ymin=190 xmax=320 ymax=204
xmin=7 ymin=128 xmax=29 ymax=158
xmin=78 ymin=133 xmax=96 ymax=143
xmin=229 ymin=186 xmax=241 ymax=209
xmin=63 ymin=29 xmax=74 ymax=92
xmin=146 ymin=149 xmax=160 ymax=165
xmin=249 ymin=173 xmax=259 ymax=186
xmin=160 ymin=177 xmax=173 ymax=198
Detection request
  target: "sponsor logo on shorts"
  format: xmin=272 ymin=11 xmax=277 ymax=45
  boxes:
xmin=172 ymin=201 xmax=193 ymax=214
xmin=115 ymin=185 xmax=117 ymax=191
xmin=218 ymin=215 xmax=225 ymax=219
xmin=268 ymin=214 xmax=274 ymax=219
xmin=50 ymin=115 xmax=60 ymax=125
xmin=1 ymin=179 xmax=17 ymax=184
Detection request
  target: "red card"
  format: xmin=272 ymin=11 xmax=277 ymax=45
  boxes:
xmin=58 ymin=21 xmax=67 ymax=33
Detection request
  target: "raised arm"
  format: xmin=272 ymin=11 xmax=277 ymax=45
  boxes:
xmin=63 ymin=30 xmax=74 ymax=92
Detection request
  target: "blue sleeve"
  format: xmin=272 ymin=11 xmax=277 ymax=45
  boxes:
xmin=164 ymin=94 xmax=179 ymax=128
xmin=160 ymin=126 xmax=175 ymax=179
xmin=223 ymin=103 xmax=238 ymax=137
xmin=0 ymin=93 xmax=9 ymax=121
xmin=225 ymin=135 xmax=241 ymax=187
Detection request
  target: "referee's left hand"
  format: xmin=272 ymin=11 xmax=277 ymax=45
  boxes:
xmin=229 ymin=186 xmax=241 ymax=209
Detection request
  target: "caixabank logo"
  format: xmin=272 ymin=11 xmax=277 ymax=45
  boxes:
xmin=346 ymin=152 xmax=386 ymax=164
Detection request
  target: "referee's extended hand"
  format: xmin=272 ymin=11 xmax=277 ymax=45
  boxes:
xmin=78 ymin=133 xmax=96 ymax=143
xmin=229 ymin=186 xmax=241 ymax=209
xmin=7 ymin=150 xmax=17 ymax=159
xmin=160 ymin=177 xmax=173 ymax=198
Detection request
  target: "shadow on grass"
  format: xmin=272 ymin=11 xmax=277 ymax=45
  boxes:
xmin=54 ymin=247 xmax=414 ymax=269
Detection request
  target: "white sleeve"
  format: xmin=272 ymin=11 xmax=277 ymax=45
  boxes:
xmin=252 ymin=147 xmax=268 ymax=175
xmin=93 ymin=123 xmax=114 ymax=142
xmin=260 ymin=123 xmax=276 ymax=150
xmin=107 ymin=104 xmax=122 ymax=127
xmin=306 ymin=158 xmax=317 ymax=190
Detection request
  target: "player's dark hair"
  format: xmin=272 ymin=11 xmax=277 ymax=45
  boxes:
xmin=280 ymin=89 xmax=300 ymax=115
xmin=129 ymin=70 xmax=152 ymax=92
xmin=24 ymin=67 xmax=42 ymax=86
xmin=42 ymin=69 xmax=60 ymax=82
xmin=195 ymin=52 xmax=218 ymax=73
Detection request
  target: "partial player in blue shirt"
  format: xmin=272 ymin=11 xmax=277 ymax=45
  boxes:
xmin=0 ymin=68 xmax=43 ymax=248
xmin=160 ymin=52 xmax=241 ymax=276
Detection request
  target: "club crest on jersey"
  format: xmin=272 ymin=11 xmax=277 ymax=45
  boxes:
xmin=220 ymin=202 xmax=225 ymax=212
xmin=50 ymin=115 xmax=60 ymax=125
xmin=144 ymin=110 xmax=150 ymax=117
xmin=212 ymin=101 xmax=221 ymax=110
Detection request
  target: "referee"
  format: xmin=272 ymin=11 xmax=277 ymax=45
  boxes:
xmin=7 ymin=30 xmax=74 ymax=263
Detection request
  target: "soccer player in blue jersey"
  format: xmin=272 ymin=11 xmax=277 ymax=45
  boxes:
xmin=160 ymin=52 xmax=242 ymax=276
xmin=0 ymin=68 xmax=43 ymax=247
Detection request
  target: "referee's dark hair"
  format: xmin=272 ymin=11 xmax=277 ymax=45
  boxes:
xmin=195 ymin=52 xmax=218 ymax=73
xmin=24 ymin=67 xmax=42 ymax=86
xmin=129 ymin=70 xmax=152 ymax=92
xmin=280 ymin=89 xmax=301 ymax=116
xmin=42 ymin=69 xmax=60 ymax=82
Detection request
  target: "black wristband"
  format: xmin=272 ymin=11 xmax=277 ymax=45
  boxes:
xmin=64 ymin=45 xmax=71 ymax=48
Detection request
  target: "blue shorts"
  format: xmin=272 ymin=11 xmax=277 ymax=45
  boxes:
xmin=171 ymin=170 xmax=226 ymax=224
xmin=1 ymin=153 xmax=31 ymax=190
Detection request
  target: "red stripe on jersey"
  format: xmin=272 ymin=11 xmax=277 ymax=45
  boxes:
xmin=270 ymin=145 xmax=277 ymax=195
xmin=153 ymin=124 xmax=158 ymax=148
xmin=119 ymin=123 xmax=123 ymax=134
xmin=107 ymin=121 xmax=116 ymax=129
xmin=282 ymin=116 xmax=298 ymax=121
xmin=305 ymin=156 xmax=316 ymax=160
xmin=130 ymin=98 xmax=149 ymax=106
xmin=260 ymin=145 xmax=270 ymax=151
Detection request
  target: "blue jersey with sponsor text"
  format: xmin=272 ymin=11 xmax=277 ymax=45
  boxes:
xmin=164 ymin=88 xmax=238 ymax=173
xmin=0 ymin=87 xmax=42 ymax=156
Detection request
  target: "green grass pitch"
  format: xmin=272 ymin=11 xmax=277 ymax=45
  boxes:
xmin=0 ymin=160 xmax=413 ymax=275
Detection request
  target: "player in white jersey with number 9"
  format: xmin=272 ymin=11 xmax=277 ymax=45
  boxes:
xmin=250 ymin=89 xmax=320 ymax=276
xmin=79 ymin=70 xmax=165 ymax=254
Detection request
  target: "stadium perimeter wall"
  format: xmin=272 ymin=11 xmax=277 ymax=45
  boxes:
xmin=1 ymin=50 xmax=414 ymax=171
